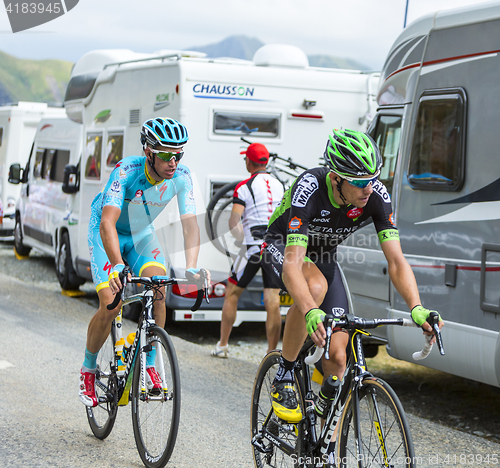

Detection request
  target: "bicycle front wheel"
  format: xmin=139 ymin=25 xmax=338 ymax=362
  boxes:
xmin=250 ymin=350 xmax=306 ymax=468
xmin=86 ymin=333 xmax=118 ymax=439
xmin=337 ymin=377 xmax=415 ymax=468
xmin=131 ymin=327 xmax=181 ymax=468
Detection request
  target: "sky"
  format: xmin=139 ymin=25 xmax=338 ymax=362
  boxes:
xmin=0 ymin=0 xmax=494 ymax=69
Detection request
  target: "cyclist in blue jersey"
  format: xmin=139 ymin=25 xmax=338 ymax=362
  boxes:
xmin=79 ymin=117 xmax=209 ymax=407
xmin=261 ymin=129 xmax=444 ymax=448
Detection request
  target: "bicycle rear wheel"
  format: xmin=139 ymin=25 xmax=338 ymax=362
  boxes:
xmin=337 ymin=377 xmax=415 ymax=468
xmin=250 ymin=350 xmax=306 ymax=468
xmin=86 ymin=334 xmax=118 ymax=439
xmin=131 ymin=327 xmax=181 ymax=468
xmin=205 ymin=180 xmax=241 ymax=257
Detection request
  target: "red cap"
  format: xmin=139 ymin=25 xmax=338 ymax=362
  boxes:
xmin=240 ymin=143 xmax=269 ymax=164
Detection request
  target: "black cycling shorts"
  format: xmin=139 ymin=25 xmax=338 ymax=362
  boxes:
xmin=261 ymin=239 xmax=349 ymax=318
xmin=229 ymin=244 xmax=279 ymax=289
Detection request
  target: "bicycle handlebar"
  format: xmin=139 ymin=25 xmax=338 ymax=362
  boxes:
xmin=303 ymin=313 xmax=445 ymax=365
xmin=106 ymin=267 xmax=210 ymax=312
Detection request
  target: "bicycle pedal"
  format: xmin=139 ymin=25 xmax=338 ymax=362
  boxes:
xmin=98 ymin=395 xmax=109 ymax=403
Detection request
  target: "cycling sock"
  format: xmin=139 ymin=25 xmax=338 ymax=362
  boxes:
xmin=146 ymin=346 xmax=157 ymax=368
xmin=82 ymin=348 xmax=98 ymax=371
xmin=274 ymin=356 xmax=296 ymax=383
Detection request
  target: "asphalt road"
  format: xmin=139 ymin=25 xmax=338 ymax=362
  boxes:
xmin=0 ymin=245 xmax=499 ymax=467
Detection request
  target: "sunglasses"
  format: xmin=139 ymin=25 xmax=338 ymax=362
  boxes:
xmin=335 ymin=170 xmax=379 ymax=188
xmin=346 ymin=175 xmax=378 ymax=188
xmin=149 ymin=148 xmax=184 ymax=162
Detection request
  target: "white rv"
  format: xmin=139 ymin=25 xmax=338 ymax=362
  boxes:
xmin=34 ymin=45 xmax=378 ymax=322
xmin=0 ymin=102 xmax=65 ymax=238
xmin=9 ymin=115 xmax=86 ymax=289
xmin=338 ymin=2 xmax=500 ymax=387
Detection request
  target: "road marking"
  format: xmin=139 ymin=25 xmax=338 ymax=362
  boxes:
xmin=0 ymin=361 xmax=14 ymax=370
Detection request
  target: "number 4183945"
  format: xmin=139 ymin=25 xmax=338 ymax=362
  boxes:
xmin=5 ymin=3 xmax=61 ymax=14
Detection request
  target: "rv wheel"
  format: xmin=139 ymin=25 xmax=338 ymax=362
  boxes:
xmin=14 ymin=214 xmax=31 ymax=257
xmin=57 ymin=232 xmax=85 ymax=291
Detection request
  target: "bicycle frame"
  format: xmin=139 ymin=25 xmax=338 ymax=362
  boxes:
xmin=253 ymin=314 xmax=440 ymax=466
xmin=100 ymin=273 xmax=208 ymax=406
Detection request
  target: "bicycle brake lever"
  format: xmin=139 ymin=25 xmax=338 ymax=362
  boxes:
xmin=204 ymin=277 xmax=210 ymax=305
xmin=324 ymin=315 xmax=333 ymax=360
xmin=428 ymin=312 xmax=445 ymax=356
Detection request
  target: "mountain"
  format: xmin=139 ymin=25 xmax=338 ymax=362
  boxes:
xmin=0 ymin=35 xmax=369 ymax=106
xmin=308 ymin=54 xmax=369 ymax=71
xmin=188 ymin=35 xmax=264 ymax=61
xmin=187 ymin=35 xmax=370 ymax=70
xmin=0 ymin=51 xmax=72 ymax=106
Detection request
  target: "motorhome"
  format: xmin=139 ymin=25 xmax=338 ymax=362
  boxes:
xmin=21 ymin=45 xmax=379 ymax=322
xmin=337 ymin=2 xmax=500 ymax=387
xmin=0 ymin=102 xmax=65 ymax=238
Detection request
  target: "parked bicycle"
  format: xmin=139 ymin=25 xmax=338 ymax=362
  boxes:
xmin=205 ymin=137 xmax=308 ymax=258
xmin=86 ymin=267 xmax=209 ymax=468
xmin=251 ymin=312 xmax=445 ymax=468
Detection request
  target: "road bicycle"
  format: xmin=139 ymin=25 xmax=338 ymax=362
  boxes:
xmin=251 ymin=312 xmax=445 ymax=468
xmin=86 ymin=267 xmax=209 ymax=468
xmin=205 ymin=137 xmax=308 ymax=258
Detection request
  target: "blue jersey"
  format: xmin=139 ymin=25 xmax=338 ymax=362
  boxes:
xmin=90 ymin=155 xmax=196 ymax=235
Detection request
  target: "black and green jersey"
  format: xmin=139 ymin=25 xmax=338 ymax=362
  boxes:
xmin=265 ymin=167 xmax=398 ymax=259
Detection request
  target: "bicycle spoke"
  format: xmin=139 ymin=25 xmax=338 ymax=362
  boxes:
xmin=338 ymin=378 xmax=414 ymax=468
xmin=132 ymin=328 xmax=180 ymax=468
xmin=251 ymin=351 xmax=305 ymax=468
xmin=86 ymin=334 xmax=118 ymax=440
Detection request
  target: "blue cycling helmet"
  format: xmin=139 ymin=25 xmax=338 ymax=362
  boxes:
xmin=140 ymin=118 xmax=189 ymax=148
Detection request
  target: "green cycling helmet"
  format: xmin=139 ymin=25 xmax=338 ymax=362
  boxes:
xmin=324 ymin=129 xmax=382 ymax=178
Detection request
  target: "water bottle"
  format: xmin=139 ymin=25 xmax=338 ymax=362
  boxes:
xmin=122 ymin=332 xmax=136 ymax=363
xmin=315 ymin=375 xmax=340 ymax=419
xmin=115 ymin=337 xmax=126 ymax=375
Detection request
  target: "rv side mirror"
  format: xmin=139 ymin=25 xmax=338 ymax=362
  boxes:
xmin=62 ymin=164 xmax=79 ymax=194
xmin=8 ymin=164 xmax=22 ymax=184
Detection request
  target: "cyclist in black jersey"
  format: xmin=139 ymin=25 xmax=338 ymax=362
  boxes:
xmin=261 ymin=129 xmax=444 ymax=432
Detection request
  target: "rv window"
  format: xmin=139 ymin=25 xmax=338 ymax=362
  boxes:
xmin=370 ymin=115 xmax=402 ymax=197
xmin=85 ymin=134 xmax=102 ymax=180
xmin=51 ymin=150 xmax=70 ymax=183
xmin=64 ymin=73 xmax=98 ymax=101
xmin=0 ymin=127 xmax=3 ymax=146
xmin=213 ymin=112 xmax=280 ymax=137
xmin=408 ymin=91 xmax=466 ymax=191
xmin=106 ymin=133 xmax=124 ymax=167
xmin=33 ymin=148 xmax=46 ymax=179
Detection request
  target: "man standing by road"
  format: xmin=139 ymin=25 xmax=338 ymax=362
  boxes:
xmin=212 ymin=143 xmax=284 ymax=357
xmin=79 ymin=117 xmax=208 ymax=406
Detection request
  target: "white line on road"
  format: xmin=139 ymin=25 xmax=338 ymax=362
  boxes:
xmin=0 ymin=360 xmax=14 ymax=370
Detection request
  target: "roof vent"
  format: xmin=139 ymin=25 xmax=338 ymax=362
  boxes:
xmin=253 ymin=44 xmax=309 ymax=68
xmin=129 ymin=109 xmax=141 ymax=125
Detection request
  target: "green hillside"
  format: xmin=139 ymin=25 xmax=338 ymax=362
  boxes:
xmin=0 ymin=51 xmax=73 ymax=105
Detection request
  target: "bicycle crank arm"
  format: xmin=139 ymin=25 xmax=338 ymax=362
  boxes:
xmin=251 ymin=434 xmax=273 ymax=454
